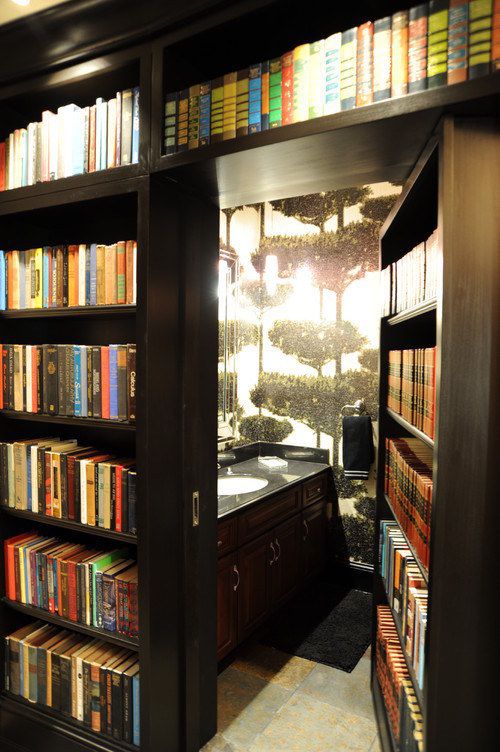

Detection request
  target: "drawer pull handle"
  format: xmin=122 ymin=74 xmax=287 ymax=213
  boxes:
xmin=217 ymin=540 xmax=222 ymax=548
xmin=269 ymin=541 xmax=276 ymax=565
xmin=233 ymin=564 xmax=240 ymax=591
xmin=303 ymin=519 xmax=309 ymax=541
xmin=275 ymin=538 xmax=281 ymax=563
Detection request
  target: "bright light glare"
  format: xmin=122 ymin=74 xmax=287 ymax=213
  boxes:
xmin=11 ymin=0 xmax=31 ymax=7
xmin=264 ymin=255 xmax=278 ymax=295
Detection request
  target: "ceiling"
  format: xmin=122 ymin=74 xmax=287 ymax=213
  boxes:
xmin=0 ymin=0 xmax=72 ymax=26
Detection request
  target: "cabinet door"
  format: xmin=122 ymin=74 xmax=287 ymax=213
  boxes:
xmin=217 ymin=554 xmax=238 ymax=661
xmin=303 ymin=500 xmax=327 ymax=578
xmin=238 ymin=533 xmax=273 ymax=642
xmin=271 ymin=515 xmax=302 ymax=607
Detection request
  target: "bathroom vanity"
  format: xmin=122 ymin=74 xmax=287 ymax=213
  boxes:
xmin=217 ymin=459 xmax=331 ymax=661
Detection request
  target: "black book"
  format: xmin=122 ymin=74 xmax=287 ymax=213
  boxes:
xmin=110 ymin=466 xmax=116 ymax=529
xmin=60 ymin=452 xmax=68 ymax=519
xmin=37 ymin=645 xmax=48 ymax=706
xmin=127 ymin=344 xmax=136 ymax=421
xmin=92 ymin=346 xmax=102 ymax=418
xmin=99 ymin=665 xmax=108 ymax=734
xmin=0 ymin=443 xmax=7 ymax=505
xmin=122 ymin=663 xmax=139 ymax=743
xmin=35 ymin=345 xmax=43 ymax=412
xmin=36 ymin=445 xmax=46 ymax=515
xmin=127 ymin=470 xmax=137 ymax=535
xmin=43 ymin=345 xmax=58 ymax=415
xmin=2 ymin=345 xmax=9 ymax=408
xmin=111 ymin=670 xmax=124 ymax=739
xmin=57 ymin=344 xmax=67 ymax=416
xmin=59 ymin=654 xmax=72 ymax=714
xmin=83 ymin=659 xmax=92 ymax=727
xmin=51 ymin=653 xmax=62 ymax=711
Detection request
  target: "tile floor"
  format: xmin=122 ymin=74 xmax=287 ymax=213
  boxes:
xmin=203 ymin=643 xmax=382 ymax=752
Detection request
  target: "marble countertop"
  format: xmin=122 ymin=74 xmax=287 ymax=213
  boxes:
xmin=218 ymin=457 xmax=329 ymax=519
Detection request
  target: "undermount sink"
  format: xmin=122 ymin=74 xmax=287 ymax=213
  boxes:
xmin=218 ymin=475 xmax=269 ymax=496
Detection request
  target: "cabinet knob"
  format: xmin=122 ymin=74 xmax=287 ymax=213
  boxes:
xmin=269 ymin=541 xmax=276 ymax=565
xmin=217 ymin=540 xmax=222 ymax=548
xmin=233 ymin=564 xmax=240 ymax=591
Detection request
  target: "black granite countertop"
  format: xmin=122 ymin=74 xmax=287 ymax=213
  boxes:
xmin=218 ymin=457 xmax=329 ymax=519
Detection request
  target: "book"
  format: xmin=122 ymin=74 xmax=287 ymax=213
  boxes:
xmin=248 ymin=64 xmax=261 ymax=134
xmin=236 ymin=68 xmax=250 ymax=137
xmin=164 ymin=93 xmax=178 ymax=154
xmin=281 ymin=50 xmax=294 ymax=125
xmin=188 ymin=83 xmax=201 ymax=150
xmin=269 ymin=58 xmax=283 ymax=127
xmin=409 ymin=4 xmax=429 ymax=92
xmin=356 ymin=22 xmax=374 ymax=106
xmin=177 ymin=89 xmax=189 ymax=151
xmin=392 ymin=10 xmax=410 ymax=96
xmin=210 ymin=77 xmax=224 ymax=143
xmin=340 ymin=28 xmax=358 ymax=110
xmin=222 ymin=72 xmax=237 ymax=140
xmin=428 ymin=0 xmax=450 ymax=87
xmin=469 ymin=0 xmax=493 ymax=77
xmin=308 ymin=39 xmax=325 ymax=118
xmin=324 ymin=32 xmax=342 ymax=114
xmin=448 ymin=0 xmax=469 ymax=83
xmin=494 ymin=0 xmax=500 ymax=69
xmin=131 ymin=87 xmax=140 ymax=163
xmin=199 ymin=81 xmax=211 ymax=147
xmin=261 ymin=60 xmax=270 ymax=130
xmin=293 ymin=44 xmax=310 ymax=122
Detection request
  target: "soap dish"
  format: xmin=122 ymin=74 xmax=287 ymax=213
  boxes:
xmin=257 ymin=456 xmax=288 ymax=469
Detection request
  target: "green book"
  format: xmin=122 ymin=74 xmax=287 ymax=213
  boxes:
xmin=210 ymin=76 xmax=224 ymax=142
xmin=269 ymin=58 xmax=282 ymax=128
xmin=188 ymin=83 xmax=200 ymax=150
xmin=164 ymin=93 xmax=178 ymax=154
xmin=427 ymin=0 xmax=449 ymax=87
xmin=91 ymin=549 xmax=128 ymax=627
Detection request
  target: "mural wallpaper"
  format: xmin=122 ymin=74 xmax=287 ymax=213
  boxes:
xmin=218 ymin=183 xmax=400 ymax=566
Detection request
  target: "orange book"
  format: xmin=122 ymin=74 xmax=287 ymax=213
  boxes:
xmin=101 ymin=346 xmax=110 ymax=419
xmin=5 ymin=533 xmax=38 ymax=600
xmin=104 ymin=244 xmax=117 ymax=305
xmin=356 ymin=21 xmax=374 ymax=106
xmin=493 ymin=0 xmax=500 ymax=70
xmin=68 ymin=245 xmax=79 ymax=306
xmin=125 ymin=240 xmax=136 ymax=305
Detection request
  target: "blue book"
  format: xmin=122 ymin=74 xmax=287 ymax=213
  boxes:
xmin=132 ymin=673 xmax=140 ymax=746
xmin=131 ymin=87 xmax=140 ymax=163
xmin=248 ymin=63 xmax=262 ymax=134
xmin=74 ymin=345 xmax=82 ymax=416
xmin=19 ymin=253 xmax=26 ymax=309
xmin=199 ymin=82 xmax=211 ymax=146
xmin=109 ymin=345 xmax=118 ymax=419
xmin=89 ymin=243 xmax=97 ymax=305
xmin=85 ymin=246 xmax=91 ymax=305
xmin=80 ymin=345 xmax=88 ymax=417
xmin=42 ymin=248 xmax=50 ymax=308
xmin=0 ymin=250 xmax=5 ymax=310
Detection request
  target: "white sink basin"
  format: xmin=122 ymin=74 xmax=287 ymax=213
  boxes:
xmin=218 ymin=475 xmax=269 ymax=496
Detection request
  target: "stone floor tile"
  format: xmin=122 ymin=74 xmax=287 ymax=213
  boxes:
xmin=248 ymin=692 xmax=377 ymax=752
xmin=369 ymin=734 xmax=383 ymax=752
xmin=231 ymin=643 xmax=315 ymax=690
xmin=296 ymin=656 xmax=375 ymax=721
xmin=201 ymin=732 xmax=245 ymax=751
xmin=216 ymin=666 xmax=291 ymax=749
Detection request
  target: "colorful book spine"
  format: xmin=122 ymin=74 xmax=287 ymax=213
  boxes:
xmin=340 ymin=28 xmax=358 ymax=110
xmin=222 ymin=72 xmax=237 ymax=141
xmin=293 ymin=44 xmax=310 ymax=122
xmin=199 ymin=82 xmax=211 ymax=147
xmin=493 ymin=0 xmax=500 ymax=70
xmin=236 ymin=68 xmax=250 ymax=137
xmin=409 ymin=4 xmax=429 ymax=92
xmin=469 ymin=0 xmax=493 ymax=77
xmin=392 ymin=10 xmax=410 ymax=96
xmin=356 ymin=22 xmax=374 ymax=106
xmin=248 ymin=64 xmax=261 ymax=135
xmin=448 ymin=0 xmax=469 ymax=83
xmin=428 ymin=0 xmax=450 ymax=87
xmin=308 ymin=39 xmax=325 ymax=119
xmin=188 ymin=84 xmax=201 ymax=150
xmin=210 ymin=77 xmax=224 ymax=143
xmin=281 ymin=51 xmax=294 ymax=125
xmin=176 ymin=89 xmax=189 ymax=152
xmin=261 ymin=60 xmax=270 ymax=130
xmin=324 ymin=32 xmax=342 ymax=114
xmin=269 ymin=58 xmax=283 ymax=128
xmin=164 ymin=93 xmax=178 ymax=155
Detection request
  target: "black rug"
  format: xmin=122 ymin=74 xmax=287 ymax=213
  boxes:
xmin=261 ymin=580 xmax=372 ymax=673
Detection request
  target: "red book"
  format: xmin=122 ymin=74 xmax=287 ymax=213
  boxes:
xmin=128 ymin=581 xmax=138 ymax=637
xmin=0 ymin=142 xmax=5 ymax=191
xmin=101 ymin=346 xmax=110 ymax=419
xmin=31 ymin=347 xmax=37 ymax=413
xmin=45 ymin=450 xmax=52 ymax=515
xmin=281 ymin=50 xmax=294 ymax=125
xmin=0 ymin=342 xmax=3 ymax=411
xmin=115 ymin=465 xmax=123 ymax=532
xmin=4 ymin=533 xmax=38 ymax=600
xmin=493 ymin=0 xmax=500 ymax=71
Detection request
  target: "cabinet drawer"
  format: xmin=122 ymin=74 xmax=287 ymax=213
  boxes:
xmin=238 ymin=488 xmax=301 ymax=545
xmin=302 ymin=473 xmax=327 ymax=507
xmin=217 ymin=517 xmax=238 ymax=557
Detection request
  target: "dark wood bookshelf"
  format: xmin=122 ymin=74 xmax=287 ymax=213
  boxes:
xmin=2 ymin=598 xmax=139 ymax=651
xmin=0 ymin=411 xmax=135 ymax=431
xmin=0 ymin=305 xmax=136 ymax=319
xmin=387 ymin=299 xmax=437 ymax=326
xmin=372 ymin=676 xmax=397 ymax=752
xmin=0 ymin=507 xmax=137 ymax=544
xmin=386 ymin=407 xmax=434 ymax=449
xmin=383 ymin=494 xmax=429 ymax=585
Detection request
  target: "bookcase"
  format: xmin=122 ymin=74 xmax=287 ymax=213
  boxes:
xmin=0 ymin=2 xmax=499 ymax=752
xmin=372 ymin=117 xmax=500 ymax=752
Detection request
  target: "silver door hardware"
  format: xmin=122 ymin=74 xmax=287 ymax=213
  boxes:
xmin=192 ymin=491 xmax=200 ymax=526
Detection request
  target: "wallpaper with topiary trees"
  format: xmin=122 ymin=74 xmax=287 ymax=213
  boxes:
xmin=219 ymin=183 xmax=400 ymax=566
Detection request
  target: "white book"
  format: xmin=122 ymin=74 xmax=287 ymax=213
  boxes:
xmin=71 ymin=105 xmax=85 ymax=176
xmin=78 ymin=244 xmax=86 ymax=306
xmin=41 ymin=111 xmax=52 ymax=182
xmin=27 ymin=122 xmax=37 ymax=186
xmin=95 ymin=98 xmax=103 ymax=171
xmin=30 ymin=444 xmax=39 ymax=512
xmin=107 ymin=97 xmax=117 ymax=169
xmin=7 ymin=444 xmax=15 ymax=508
xmin=80 ymin=458 xmax=88 ymax=524
xmin=132 ymin=243 xmax=137 ymax=304
xmin=100 ymin=100 xmax=108 ymax=171
xmin=48 ymin=111 xmax=58 ymax=181
xmin=324 ymin=32 xmax=342 ymax=115
xmin=26 ymin=346 xmax=32 ymax=412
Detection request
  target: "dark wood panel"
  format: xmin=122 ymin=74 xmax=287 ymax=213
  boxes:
xmin=302 ymin=500 xmax=327 ymax=579
xmin=237 ymin=533 xmax=272 ymax=641
xmin=271 ymin=515 xmax=302 ymax=607
xmin=302 ymin=472 xmax=327 ymax=508
xmin=238 ymin=488 xmax=301 ymax=545
xmin=217 ymin=517 xmax=238 ymax=557
xmin=216 ymin=554 xmax=238 ymax=661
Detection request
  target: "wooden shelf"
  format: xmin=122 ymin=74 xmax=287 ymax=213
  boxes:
xmin=0 ymin=410 xmax=135 ymax=431
xmin=1 ymin=693 xmax=138 ymax=752
xmin=383 ymin=494 xmax=429 ymax=584
xmin=153 ymin=72 xmax=500 ymax=207
xmin=378 ymin=577 xmax=425 ymax=712
xmin=371 ymin=675 xmax=397 ymax=752
xmin=386 ymin=299 xmax=437 ymax=326
xmin=0 ymin=305 xmax=136 ymax=319
xmin=2 ymin=598 xmax=139 ymax=651
xmin=0 ymin=506 xmax=137 ymax=544
xmin=386 ymin=408 xmax=434 ymax=448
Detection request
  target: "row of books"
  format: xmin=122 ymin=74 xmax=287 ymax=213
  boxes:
xmin=0 ymin=241 xmax=137 ymax=310
xmin=380 ymin=521 xmax=428 ymax=690
xmin=388 ymin=347 xmax=436 ymax=439
xmin=381 ymin=228 xmax=439 ymax=317
xmin=0 ymin=88 xmax=140 ymax=192
xmin=5 ymin=534 xmax=138 ymax=637
xmin=164 ymin=1 xmax=500 ymax=153
xmin=0 ymin=343 xmax=136 ymax=421
xmin=0 ymin=438 xmax=136 ymax=533
xmin=385 ymin=437 xmax=433 ymax=572
xmin=376 ymin=606 xmax=423 ymax=752
xmin=5 ymin=621 xmax=139 ymax=745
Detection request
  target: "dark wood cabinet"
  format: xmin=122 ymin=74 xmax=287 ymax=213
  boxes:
xmin=217 ymin=554 xmax=238 ymax=661
xmin=303 ymin=499 xmax=327 ymax=579
xmin=237 ymin=533 xmax=273 ymax=642
xmin=271 ymin=515 xmax=303 ymax=607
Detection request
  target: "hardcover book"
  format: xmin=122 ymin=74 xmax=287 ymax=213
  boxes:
xmin=340 ymin=28 xmax=358 ymax=110
xmin=356 ymin=22 xmax=374 ymax=106
xmin=469 ymin=0 xmax=493 ymax=77
xmin=409 ymin=3 xmax=429 ymax=92
xmin=248 ymin=64 xmax=262 ymax=134
xmin=236 ymin=68 xmax=250 ymax=137
xmin=222 ymin=72 xmax=237 ymax=141
xmin=448 ymin=0 xmax=469 ymax=83
xmin=324 ymin=32 xmax=342 ymax=114
xmin=293 ymin=44 xmax=310 ymax=122
xmin=392 ymin=10 xmax=410 ymax=96
xmin=428 ymin=0 xmax=450 ymax=87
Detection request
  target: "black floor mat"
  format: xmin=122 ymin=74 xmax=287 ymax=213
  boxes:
xmin=261 ymin=580 xmax=372 ymax=673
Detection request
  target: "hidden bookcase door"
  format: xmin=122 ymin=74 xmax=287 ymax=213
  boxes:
xmin=372 ymin=117 xmax=500 ymax=752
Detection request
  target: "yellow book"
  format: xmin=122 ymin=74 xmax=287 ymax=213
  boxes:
xmin=11 ymin=250 xmax=20 ymax=309
xmin=86 ymin=461 xmax=97 ymax=526
xmin=33 ymin=248 xmax=43 ymax=308
xmin=222 ymin=72 xmax=237 ymax=140
xmin=293 ymin=44 xmax=310 ymax=122
xmin=13 ymin=344 xmax=24 ymax=411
